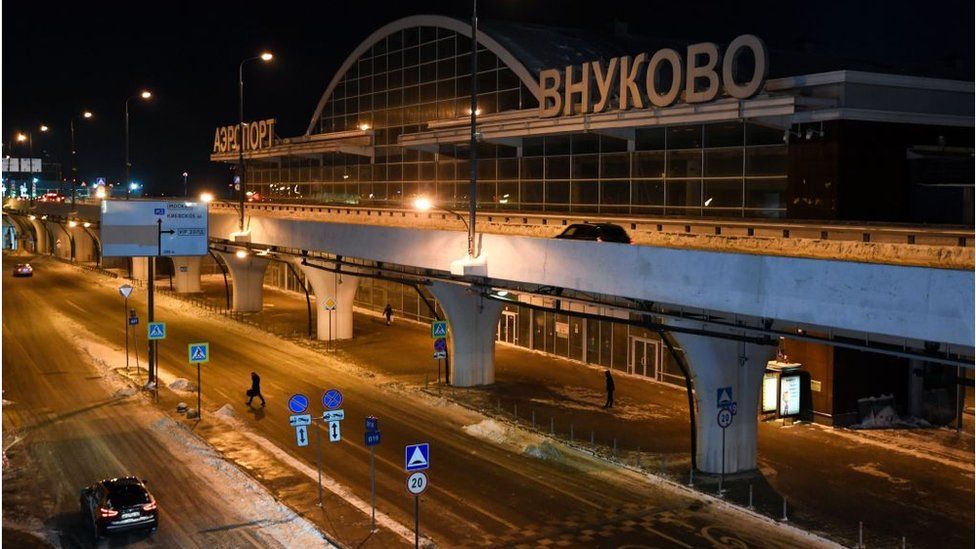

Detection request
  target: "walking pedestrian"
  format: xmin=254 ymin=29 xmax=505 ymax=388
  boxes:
xmin=603 ymin=370 xmax=615 ymax=408
xmin=383 ymin=303 xmax=393 ymax=326
xmin=246 ymin=371 xmax=266 ymax=407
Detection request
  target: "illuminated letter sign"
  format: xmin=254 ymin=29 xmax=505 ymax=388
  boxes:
xmin=539 ymin=35 xmax=768 ymax=117
xmin=212 ymin=118 xmax=277 ymax=154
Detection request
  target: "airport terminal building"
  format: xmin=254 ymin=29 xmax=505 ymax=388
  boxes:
xmin=213 ymin=15 xmax=973 ymax=224
xmin=210 ymin=15 xmax=974 ymax=425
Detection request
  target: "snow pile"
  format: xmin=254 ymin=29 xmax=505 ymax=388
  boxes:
xmin=2 ymin=399 xmax=13 ymax=406
xmin=168 ymin=378 xmax=196 ymax=392
xmin=113 ymin=387 xmax=137 ymax=398
xmin=852 ymin=394 xmax=933 ymax=429
xmin=523 ymin=441 xmax=561 ymax=461
xmin=214 ymin=403 xmax=238 ymax=420
xmin=462 ymin=418 xmax=514 ymax=445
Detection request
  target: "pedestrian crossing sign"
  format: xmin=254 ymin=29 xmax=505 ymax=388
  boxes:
xmin=147 ymin=322 xmax=166 ymax=340
xmin=431 ymin=321 xmax=448 ymax=338
xmin=188 ymin=342 xmax=209 ymax=364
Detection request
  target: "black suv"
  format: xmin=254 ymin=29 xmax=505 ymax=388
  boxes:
xmin=80 ymin=477 xmax=158 ymax=539
xmin=554 ymin=223 xmax=633 ymax=244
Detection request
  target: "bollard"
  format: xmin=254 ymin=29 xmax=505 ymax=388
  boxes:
xmin=531 ymin=410 xmax=536 ymax=429
xmin=858 ymin=521 xmax=863 ymax=548
xmin=748 ymin=484 xmax=754 ymax=510
xmin=613 ymin=438 xmax=617 ymax=458
xmin=688 ymin=468 xmax=694 ymax=487
xmin=425 ymin=374 xmax=428 ymax=390
xmin=781 ymin=497 xmax=788 ymax=522
xmin=550 ymin=417 xmax=554 ymax=435
xmin=661 ymin=455 xmax=668 ymax=476
xmin=636 ymin=446 xmax=641 ymax=468
xmin=590 ymin=430 xmax=595 ymax=447
xmin=497 ymin=398 xmax=501 ymax=412
xmin=570 ymin=424 xmax=574 ymax=442
xmin=901 ymin=536 xmax=906 ymax=548
xmin=514 ymin=403 xmax=518 ymax=423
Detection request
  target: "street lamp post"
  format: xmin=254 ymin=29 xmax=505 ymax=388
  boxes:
xmin=125 ymin=90 xmax=152 ymax=200
xmin=468 ymin=0 xmax=479 ymax=258
xmin=17 ymin=125 xmax=48 ymax=204
xmin=238 ymin=52 xmax=273 ymax=232
xmin=70 ymin=110 xmax=94 ymax=209
xmin=182 ymin=171 xmax=189 ymax=197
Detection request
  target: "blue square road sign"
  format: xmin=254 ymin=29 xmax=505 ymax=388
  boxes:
xmin=188 ymin=342 xmax=209 ymax=363
xmin=405 ymin=443 xmax=429 ymax=471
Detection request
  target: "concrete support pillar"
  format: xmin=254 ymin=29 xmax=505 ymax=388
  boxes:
xmin=131 ymin=257 xmax=149 ymax=282
xmin=171 ymin=256 xmax=202 ymax=293
xmin=668 ymin=319 xmax=776 ymax=474
xmin=70 ymin=227 xmax=96 ymax=263
xmin=217 ymin=251 xmax=270 ymax=312
xmin=44 ymin=221 xmax=69 ymax=259
xmin=28 ymin=218 xmax=48 ymax=254
xmin=296 ymin=262 xmax=360 ymax=340
xmin=428 ymin=281 xmax=504 ymax=387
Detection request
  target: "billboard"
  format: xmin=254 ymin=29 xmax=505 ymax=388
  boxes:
xmin=101 ymin=200 xmax=209 ymax=257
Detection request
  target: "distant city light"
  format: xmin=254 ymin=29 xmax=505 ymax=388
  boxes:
xmin=40 ymin=125 xmax=49 ymax=132
xmin=95 ymin=187 xmax=107 ymax=199
xmin=16 ymin=133 xmax=27 ymax=142
xmin=68 ymin=220 xmax=78 ymax=228
xmin=129 ymin=182 xmax=139 ymax=190
xmin=359 ymin=123 xmax=371 ymax=131
xmin=83 ymin=111 xmax=94 ymax=119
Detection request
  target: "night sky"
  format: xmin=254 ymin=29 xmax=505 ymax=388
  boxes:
xmin=3 ymin=0 xmax=972 ymax=197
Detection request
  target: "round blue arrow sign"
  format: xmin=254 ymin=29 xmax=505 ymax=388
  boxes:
xmin=323 ymin=389 xmax=343 ymax=410
xmin=288 ymin=394 xmax=309 ymax=414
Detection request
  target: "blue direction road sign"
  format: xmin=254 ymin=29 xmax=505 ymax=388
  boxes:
xmin=147 ymin=322 xmax=166 ymax=340
xmin=188 ymin=342 xmax=210 ymax=363
xmin=433 ymin=351 xmax=447 ymax=360
xmin=431 ymin=321 xmax=448 ymax=338
xmin=405 ymin=443 xmax=430 ymax=471
xmin=328 ymin=421 xmax=341 ymax=442
xmin=289 ymin=414 xmax=312 ymax=427
xmin=322 ymin=389 xmax=343 ymax=410
xmin=365 ymin=416 xmax=378 ymax=431
xmin=434 ymin=338 xmax=447 ymax=352
xmin=288 ymin=394 xmax=309 ymax=414
xmin=717 ymin=386 xmax=733 ymax=408
xmin=296 ymin=425 xmax=309 ymax=447
xmin=365 ymin=430 xmax=381 ymax=447
xmin=128 ymin=313 xmax=139 ymax=325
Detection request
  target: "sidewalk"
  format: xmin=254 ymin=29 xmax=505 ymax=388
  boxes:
xmin=188 ymin=275 xmax=975 ymax=548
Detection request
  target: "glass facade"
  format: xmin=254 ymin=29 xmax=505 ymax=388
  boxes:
xmin=248 ymin=24 xmax=789 ymax=218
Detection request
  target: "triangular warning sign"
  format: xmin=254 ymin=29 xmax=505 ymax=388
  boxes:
xmin=191 ymin=346 xmax=206 ymax=361
xmin=408 ymin=447 xmax=427 ymax=468
xmin=149 ymin=325 xmax=163 ymax=337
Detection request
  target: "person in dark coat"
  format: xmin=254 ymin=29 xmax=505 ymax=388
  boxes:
xmin=247 ymin=371 xmax=266 ymax=407
xmin=383 ymin=304 xmax=394 ymax=326
xmin=603 ymin=370 xmax=615 ymax=408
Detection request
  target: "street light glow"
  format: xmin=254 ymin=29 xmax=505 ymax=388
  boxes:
xmin=140 ymin=90 xmax=152 ymax=99
xmin=40 ymin=125 xmax=50 ymax=132
xmin=68 ymin=220 xmax=78 ymax=228
xmin=260 ymin=52 xmax=274 ymax=61
xmin=83 ymin=222 xmax=91 ymax=228
xmin=83 ymin=111 xmax=93 ymax=119
xmin=359 ymin=123 xmax=371 ymax=131
xmin=199 ymin=192 xmax=214 ymax=203
xmin=95 ymin=187 xmax=107 ymax=199
xmin=16 ymin=133 xmax=27 ymax=142
xmin=413 ymin=197 xmax=433 ymax=212
xmin=235 ymin=250 xmax=249 ymax=258
xmin=129 ymin=182 xmax=139 ymax=190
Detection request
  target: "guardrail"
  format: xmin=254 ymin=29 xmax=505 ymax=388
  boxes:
xmin=212 ymin=201 xmax=974 ymax=247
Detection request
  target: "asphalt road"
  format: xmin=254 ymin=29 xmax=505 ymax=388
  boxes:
xmin=3 ymin=256 xmax=831 ymax=548
xmin=2 ymin=259 xmax=313 ymax=548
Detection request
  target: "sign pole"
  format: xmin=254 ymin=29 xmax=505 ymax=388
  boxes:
xmin=148 ymin=255 xmax=155 ymax=386
xmin=197 ymin=362 xmax=202 ymax=419
xmin=370 ymin=445 xmax=376 ymax=532
xmin=720 ymin=425 xmax=726 ymax=495
xmin=414 ymin=495 xmax=420 ymax=549
xmin=328 ymin=310 xmax=333 ymax=352
xmin=316 ymin=420 xmax=323 ymax=507
xmin=123 ymin=297 xmax=130 ymax=371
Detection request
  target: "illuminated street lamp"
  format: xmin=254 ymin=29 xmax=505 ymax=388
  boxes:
xmin=238 ymin=51 xmax=274 ymax=231
xmin=413 ymin=196 xmax=471 ymax=235
xmin=199 ymin=191 xmax=214 ymax=203
xmin=125 ymin=90 xmax=152 ymax=199
xmin=15 ymin=125 xmax=49 ymax=204
xmin=466 ymin=0 xmax=480 ymax=258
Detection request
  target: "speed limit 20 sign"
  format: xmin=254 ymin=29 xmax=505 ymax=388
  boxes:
xmin=406 ymin=472 xmax=428 ymax=495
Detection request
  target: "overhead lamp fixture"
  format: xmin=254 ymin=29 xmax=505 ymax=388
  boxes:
xmin=83 ymin=222 xmax=91 ymax=228
xmin=235 ymin=250 xmax=249 ymax=258
xmin=68 ymin=220 xmax=78 ymax=228
xmin=260 ymin=52 xmax=274 ymax=61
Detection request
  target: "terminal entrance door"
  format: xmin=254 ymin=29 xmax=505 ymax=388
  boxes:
xmin=629 ymin=337 xmax=661 ymax=380
xmin=497 ymin=310 xmax=518 ymax=345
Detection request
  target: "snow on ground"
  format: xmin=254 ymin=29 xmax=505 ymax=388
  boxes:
xmin=44 ymin=310 xmax=336 ymax=549
xmin=167 ymin=377 xmax=196 ymax=392
xmin=849 ymin=462 xmax=911 ymax=485
xmin=810 ymin=422 xmax=974 ymax=473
